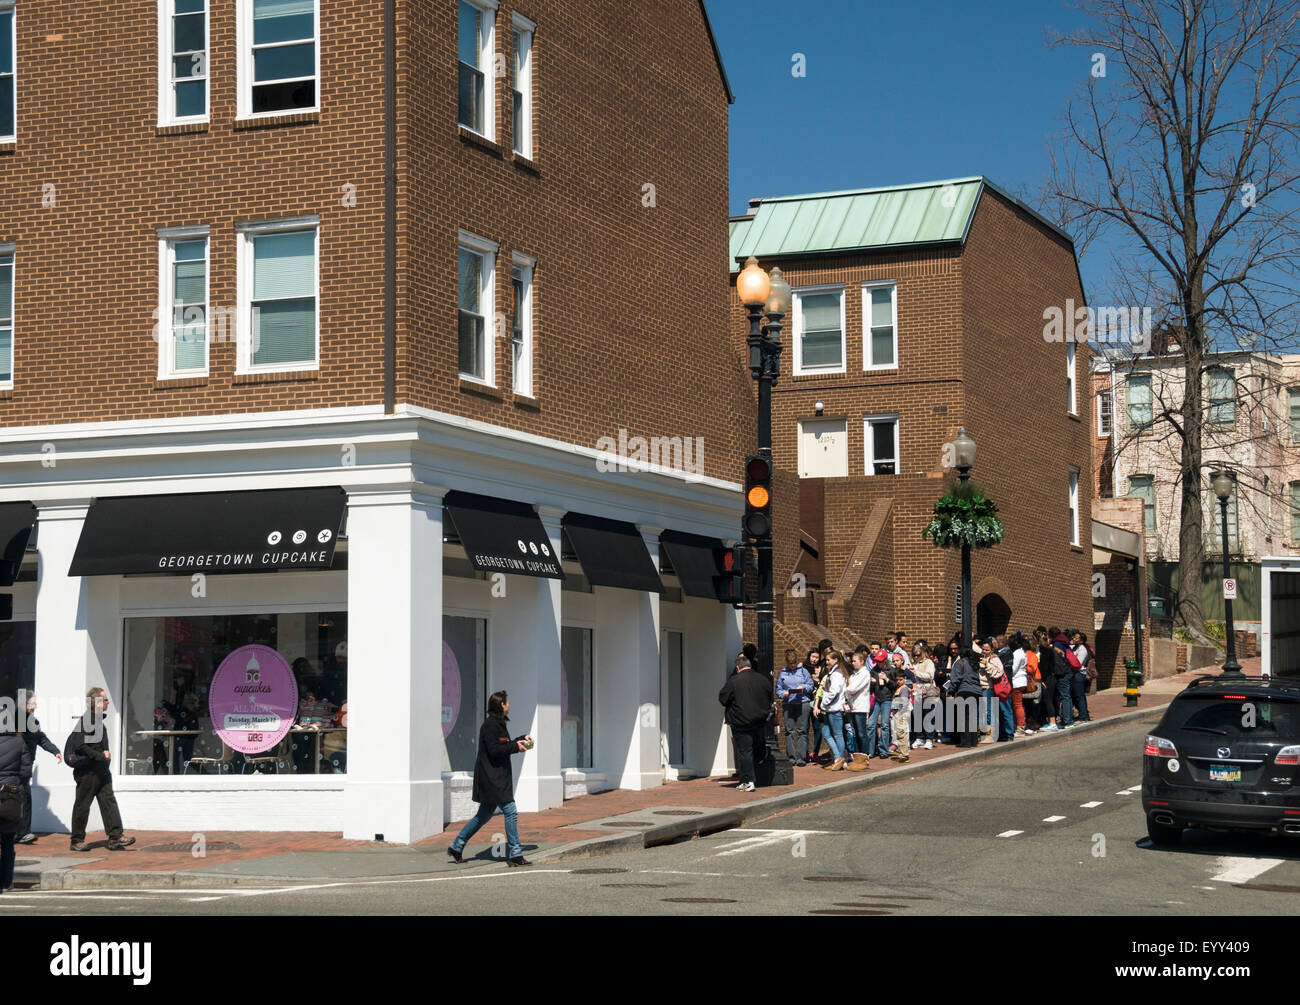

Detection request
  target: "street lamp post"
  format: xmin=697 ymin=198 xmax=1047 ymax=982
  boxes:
xmin=1210 ymin=469 xmax=1243 ymax=678
xmin=952 ymin=427 xmax=977 ymax=650
xmin=737 ymin=256 xmax=794 ymax=786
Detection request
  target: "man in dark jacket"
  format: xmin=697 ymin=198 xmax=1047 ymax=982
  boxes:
xmin=947 ymin=648 xmax=983 ymax=747
xmin=718 ymin=655 xmax=773 ymax=791
xmin=446 ymin=690 xmax=532 ymax=867
xmin=0 ymin=729 xmax=32 ymax=894
xmin=66 ymin=688 xmax=134 ymax=853
xmin=1041 ymin=628 xmax=1075 ymax=731
xmin=17 ymin=691 xmax=60 ymax=844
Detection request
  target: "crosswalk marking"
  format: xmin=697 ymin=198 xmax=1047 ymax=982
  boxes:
xmin=1043 ymin=815 xmax=1066 ymax=823
xmin=1080 ymin=801 xmax=1103 ymax=808
xmin=997 ymin=830 xmax=1023 ymax=838
xmin=713 ymin=828 xmax=829 ymax=858
xmin=1208 ymin=856 xmax=1285 ymax=885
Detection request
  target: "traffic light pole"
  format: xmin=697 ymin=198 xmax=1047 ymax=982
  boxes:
xmin=748 ymin=303 xmax=794 ymax=786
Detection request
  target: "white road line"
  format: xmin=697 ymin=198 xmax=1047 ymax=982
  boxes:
xmin=1208 ymin=856 xmax=1286 ymax=885
xmin=1043 ymin=816 xmax=1066 ymax=823
xmin=1080 ymin=801 xmax=1103 ymax=808
xmin=997 ymin=830 xmax=1023 ymax=838
xmin=713 ymin=828 xmax=827 ymax=858
xmin=642 ymin=869 xmax=770 ymax=878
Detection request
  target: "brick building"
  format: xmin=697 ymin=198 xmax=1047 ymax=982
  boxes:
xmin=0 ymin=0 xmax=748 ymax=842
xmin=728 ymin=178 xmax=1095 ymax=653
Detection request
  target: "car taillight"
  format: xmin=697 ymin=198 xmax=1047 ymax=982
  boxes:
xmin=1145 ymin=735 xmax=1178 ymax=757
xmin=1276 ymin=745 xmax=1300 ymax=766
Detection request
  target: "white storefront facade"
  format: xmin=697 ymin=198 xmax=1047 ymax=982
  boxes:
xmin=1 ymin=405 xmax=742 ymax=844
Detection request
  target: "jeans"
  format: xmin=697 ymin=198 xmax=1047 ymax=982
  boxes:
xmin=1056 ymin=675 xmax=1074 ymax=726
xmin=451 ymin=800 xmax=523 ymax=860
xmin=18 ymin=781 xmax=30 ymax=837
xmin=1070 ymin=671 xmax=1091 ymax=721
xmin=822 ymin=711 xmax=845 ymax=761
xmin=867 ymin=700 xmax=892 ymax=756
xmin=70 ymin=772 xmax=124 ymax=844
xmin=919 ymin=697 xmax=940 ymax=741
xmin=999 ymin=697 xmax=1015 ymax=740
xmin=843 ymin=713 xmax=858 ymax=754
xmin=851 ymin=712 xmax=869 ymax=757
xmin=810 ymin=715 xmax=824 ymax=758
xmin=783 ymin=703 xmax=809 ymax=761
xmin=732 ymin=726 xmax=767 ymax=785
xmin=0 ymin=833 xmax=13 ymax=891
xmin=981 ymin=689 xmax=998 ymax=736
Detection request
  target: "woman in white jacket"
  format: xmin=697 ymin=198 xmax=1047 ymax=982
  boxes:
xmin=910 ymin=643 xmax=939 ymax=749
xmin=845 ymin=651 xmax=874 ymax=769
xmin=819 ymin=650 xmax=850 ymax=771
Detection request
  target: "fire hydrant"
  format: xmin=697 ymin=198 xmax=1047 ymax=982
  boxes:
xmin=1125 ymin=658 xmax=1141 ymax=707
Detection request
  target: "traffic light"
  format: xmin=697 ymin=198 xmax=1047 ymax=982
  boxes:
xmin=715 ymin=543 xmax=747 ymax=604
xmin=743 ymin=454 xmax=773 ymax=539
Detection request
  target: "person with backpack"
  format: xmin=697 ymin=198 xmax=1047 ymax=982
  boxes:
xmin=1040 ymin=627 xmax=1075 ymax=731
xmin=65 ymin=688 xmax=135 ymax=852
xmin=1070 ymin=630 xmax=1095 ymax=722
xmin=994 ymin=634 xmax=1015 ymax=741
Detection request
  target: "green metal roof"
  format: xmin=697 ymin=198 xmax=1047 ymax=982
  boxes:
xmin=727 ymin=177 xmax=1070 ymax=270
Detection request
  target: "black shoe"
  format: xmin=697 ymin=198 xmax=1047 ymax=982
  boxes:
xmin=107 ymin=836 xmax=135 ymax=851
xmin=507 ymin=856 xmax=532 ymax=867
xmin=446 ymin=846 xmax=464 ymax=864
xmin=70 ymin=841 xmax=89 ymax=853
xmin=15 ymin=833 xmax=36 ymax=845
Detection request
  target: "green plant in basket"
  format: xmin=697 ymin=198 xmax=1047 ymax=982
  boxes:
xmin=923 ymin=479 xmax=1004 ymax=550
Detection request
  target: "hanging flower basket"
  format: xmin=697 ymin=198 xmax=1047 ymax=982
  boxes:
xmin=923 ymin=480 xmax=1004 ymax=550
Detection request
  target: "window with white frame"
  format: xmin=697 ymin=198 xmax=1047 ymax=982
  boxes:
xmin=511 ymin=14 xmax=533 ymax=157
xmin=1098 ymin=387 xmax=1113 ymax=436
xmin=1127 ymin=474 xmax=1155 ymax=533
xmin=1068 ymin=466 xmax=1080 ymax=546
xmin=458 ymin=0 xmax=494 ymax=138
xmin=1291 ymin=482 xmax=1300 ymax=544
xmin=0 ymin=1 xmax=13 ymax=141
xmin=862 ymin=282 xmax=897 ymax=369
xmin=1128 ymin=374 xmax=1152 ymax=429
xmin=0 ymin=248 xmax=12 ymax=387
xmin=1288 ymin=387 xmax=1300 ymax=444
xmin=237 ymin=219 xmax=318 ymax=372
xmin=160 ymin=0 xmax=208 ymax=124
xmin=792 ymin=287 xmax=844 ymax=374
xmin=1208 ymin=367 xmax=1236 ymax=425
xmin=511 ymin=254 xmax=533 ymax=396
xmin=458 ymin=233 xmax=496 ymax=383
xmin=239 ymin=0 xmax=318 ymax=117
xmin=158 ymin=230 xmax=209 ymax=377
xmin=1066 ymin=342 xmax=1077 ymax=414
xmin=864 ymin=414 xmax=899 ymax=475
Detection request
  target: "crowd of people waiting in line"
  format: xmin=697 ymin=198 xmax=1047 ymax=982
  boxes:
xmin=720 ymin=627 xmax=1099 ymax=789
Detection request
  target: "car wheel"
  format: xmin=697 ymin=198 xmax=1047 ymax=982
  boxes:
xmin=1146 ymin=816 xmax=1183 ymax=846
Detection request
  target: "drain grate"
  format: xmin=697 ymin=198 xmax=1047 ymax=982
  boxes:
xmin=661 ymin=897 xmax=736 ymax=904
xmin=570 ymin=867 xmax=630 ymax=875
xmin=599 ymin=821 xmax=655 ymax=828
xmin=803 ymin=876 xmax=872 ymax=883
xmin=652 ymin=810 xmax=703 ymax=817
xmin=144 ymin=841 xmax=242 ymax=853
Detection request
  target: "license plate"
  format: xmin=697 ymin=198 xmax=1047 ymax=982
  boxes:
xmin=1210 ymin=765 xmax=1242 ymax=782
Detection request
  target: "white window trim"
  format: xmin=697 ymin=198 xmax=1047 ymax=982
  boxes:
xmin=0 ymin=242 xmax=13 ymax=390
xmin=791 ymin=285 xmax=846 ymax=376
xmin=511 ymin=13 xmax=534 ymax=158
xmin=157 ymin=226 xmax=211 ymax=379
xmin=1128 ymin=474 xmax=1155 ymax=532
xmin=511 ymin=251 xmax=535 ymax=398
xmin=157 ymin=0 xmax=210 ymax=127
xmin=460 ymin=0 xmax=498 ymax=142
xmin=1066 ymin=342 xmax=1077 ymax=415
xmin=458 ymin=230 xmax=498 ymax=387
xmin=861 ymin=280 xmax=898 ymax=371
xmin=1097 ymin=388 xmax=1113 ymax=436
xmin=1069 ymin=466 xmax=1080 ymax=546
xmin=236 ymin=216 xmax=320 ymax=375
xmin=1 ymin=1 xmax=15 ymax=143
xmin=863 ymin=413 xmax=900 ymax=476
xmin=236 ymin=0 xmax=320 ymax=121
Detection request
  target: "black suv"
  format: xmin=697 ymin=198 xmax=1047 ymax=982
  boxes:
xmin=1142 ymin=675 xmax=1300 ymax=844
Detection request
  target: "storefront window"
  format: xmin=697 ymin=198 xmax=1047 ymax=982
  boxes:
xmin=122 ymin=611 xmax=347 ymax=776
xmin=561 ymin=626 xmax=592 ymax=768
xmin=442 ymin=615 xmax=486 ymax=772
xmin=0 ymin=621 xmax=35 ymax=704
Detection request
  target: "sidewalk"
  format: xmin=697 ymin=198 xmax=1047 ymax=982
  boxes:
xmin=15 ymin=663 xmax=1227 ymax=890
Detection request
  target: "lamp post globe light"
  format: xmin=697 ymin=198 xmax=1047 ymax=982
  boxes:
xmin=738 ymin=257 xmax=793 ymax=786
xmin=1210 ymin=469 xmax=1243 ymax=678
xmin=953 ymin=427 xmax=976 ymax=650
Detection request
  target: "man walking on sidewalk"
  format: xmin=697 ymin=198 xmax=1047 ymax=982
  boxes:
xmin=719 ymin=656 xmax=772 ymax=792
xmin=16 ymin=691 xmax=60 ymax=845
xmin=65 ymin=689 xmax=134 ymax=853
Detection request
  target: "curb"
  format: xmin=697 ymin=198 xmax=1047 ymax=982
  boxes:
xmin=19 ymin=701 xmax=1171 ymax=889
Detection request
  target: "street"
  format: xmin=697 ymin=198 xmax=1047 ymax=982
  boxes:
xmin=8 ymin=715 xmax=1300 ymax=916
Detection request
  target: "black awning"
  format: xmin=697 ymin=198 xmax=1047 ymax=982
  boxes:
xmin=444 ymin=491 xmax=563 ymax=580
xmin=660 ymin=529 xmax=727 ymax=600
xmin=69 ymin=488 xmax=347 ymax=576
xmin=562 ymin=512 xmax=662 ymax=593
xmin=0 ymin=501 xmax=36 ymax=587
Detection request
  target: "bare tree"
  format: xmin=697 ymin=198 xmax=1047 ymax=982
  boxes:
xmin=1046 ymin=0 xmax=1300 ymax=631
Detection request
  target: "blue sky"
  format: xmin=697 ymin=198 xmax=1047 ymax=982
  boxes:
xmin=709 ymin=0 xmax=1100 ymax=280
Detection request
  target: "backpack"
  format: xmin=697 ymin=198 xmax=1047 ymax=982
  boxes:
xmin=1065 ymin=646 xmax=1082 ymax=670
xmin=63 ymin=728 xmax=91 ymax=771
xmin=1084 ymin=648 xmax=1097 ymax=681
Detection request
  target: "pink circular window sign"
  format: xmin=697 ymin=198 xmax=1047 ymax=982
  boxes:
xmin=209 ymin=644 xmax=299 ymax=755
xmin=442 ymin=642 xmax=462 ymax=739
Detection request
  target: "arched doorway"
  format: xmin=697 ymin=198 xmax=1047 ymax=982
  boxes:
xmin=976 ymin=593 xmax=1011 ymax=641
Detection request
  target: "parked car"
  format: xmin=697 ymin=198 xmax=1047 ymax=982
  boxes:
xmin=1142 ymin=675 xmax=1300 ymax=844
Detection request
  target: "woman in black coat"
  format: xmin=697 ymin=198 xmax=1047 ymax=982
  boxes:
xmin=446 ymin=691 xmax=533 ymax=867
xmin=0 ymin=730 xmax=33 ymax=893
xmin=947 ymin=648 xmax=984 ymax=748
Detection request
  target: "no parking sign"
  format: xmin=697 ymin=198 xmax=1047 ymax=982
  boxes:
xmin=1223 ymin=578 xmax=1238 ymax=600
